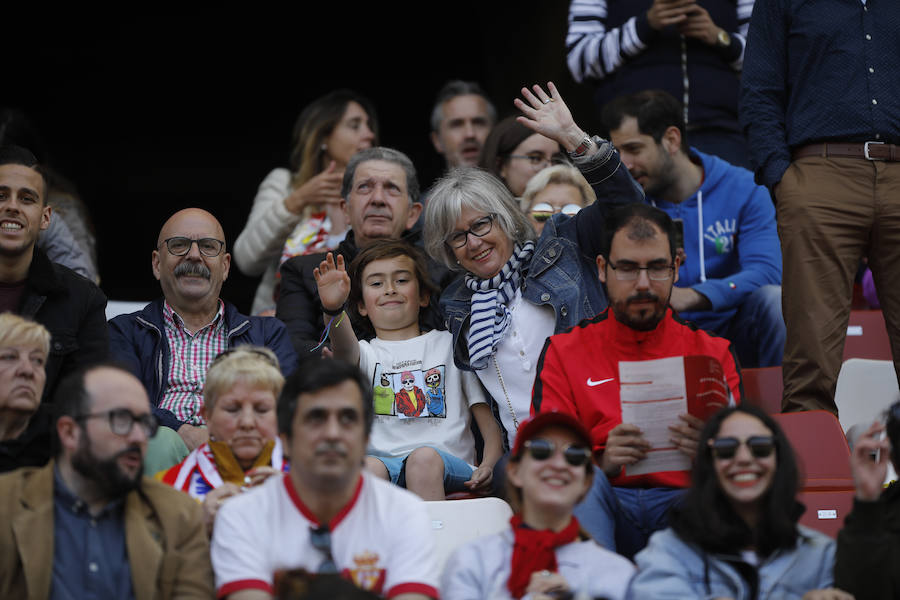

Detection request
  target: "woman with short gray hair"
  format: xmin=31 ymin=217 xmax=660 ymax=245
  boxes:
xmin=424 ymin=83 xmax=642 ymax=449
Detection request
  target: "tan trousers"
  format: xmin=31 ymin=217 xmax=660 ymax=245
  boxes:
xmin=777 ymin=157 xmax=900 ymax=414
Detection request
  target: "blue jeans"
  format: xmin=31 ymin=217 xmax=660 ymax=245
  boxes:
xmin=574 ymin=467 xmax=685 ymax=559
xmin=370 ymin=446 xmax=474 ymax=493
xmin=721 ymin=284 xmax=786 ymax=368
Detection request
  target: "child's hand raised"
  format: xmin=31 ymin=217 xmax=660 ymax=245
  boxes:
xmin=313 ymin=252 xmax=351 ymax=313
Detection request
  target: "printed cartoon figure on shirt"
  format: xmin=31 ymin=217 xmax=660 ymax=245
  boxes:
xmin=424 ymin=367 xmax=445 ymax=416
xmin=395 ymin=370 xmax=427 ymax=418
xmin=373 ymin=368 xmax=394 ymax=416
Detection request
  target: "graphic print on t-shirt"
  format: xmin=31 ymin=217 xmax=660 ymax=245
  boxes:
xmin=371 ymin=362 xmax=447 ymax=419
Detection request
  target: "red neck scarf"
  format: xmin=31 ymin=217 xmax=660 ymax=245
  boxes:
xmin=507 ymin=513 xmax=580 ymax=599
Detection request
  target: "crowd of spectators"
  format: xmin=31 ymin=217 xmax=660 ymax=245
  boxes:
xmin=1 ymin=1 xmax=899 ymax=597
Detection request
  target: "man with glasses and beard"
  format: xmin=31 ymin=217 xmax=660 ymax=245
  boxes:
xmin=211 ymin=359 xmax=438 ymax=600
xmin=532 ymin=203 xmax=742 ymax=559
xmin=0 ymin=363 xmax=213 ymax=598
xmin=109 ymin=208 xmax=297 ymax=462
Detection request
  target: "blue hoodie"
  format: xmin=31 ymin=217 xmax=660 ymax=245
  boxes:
xmin=648 ymin=149 xmax=781 ymax=335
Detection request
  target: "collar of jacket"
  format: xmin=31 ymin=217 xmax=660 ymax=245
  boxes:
xmin=24 ymin=247 xmax=66 ymax=296
xmin=134 ymin=298 xmax=252 ymax=340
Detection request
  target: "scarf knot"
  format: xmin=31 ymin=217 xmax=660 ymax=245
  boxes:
xmin=507 ymin=513 xmax=580 ymax=599
xmin=464 ymin=241 xmax=535 ymax=369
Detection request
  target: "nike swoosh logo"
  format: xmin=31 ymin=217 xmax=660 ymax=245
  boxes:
xmin=586 ymin=377 xmax=615 ymax=387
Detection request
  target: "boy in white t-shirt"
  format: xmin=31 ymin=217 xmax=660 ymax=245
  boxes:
xmin=314 ymin=239 xmax=502 ymax=500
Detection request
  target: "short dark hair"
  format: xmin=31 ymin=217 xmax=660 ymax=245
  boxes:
xmin=341 ymin=147 xmax=420 ymax=205
xmin=669 ymin=405 xmax=802 ymax=557
xmin=277 ymin=358 xmax=374 ymax=437
xmin=430 ymin=80 xmax=497 ymax=132
xmin=346 ymin=239 xmax=438 ymax=334
xmin=52 ymin=362 xmax=135 ymax=457
xmin=601 ymin=90 xmax=689 ymax=152
xmin=0 ymin=145 xmax=48 ymax=203
xmin=600 ymin=202 xmax=677 ymax=261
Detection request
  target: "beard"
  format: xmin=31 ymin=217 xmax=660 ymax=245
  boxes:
xmin=71 ymin=435 xmax=143 ymax=499
xmin=639 ymin=150 xmax=680 ymax=198
xmin=611 ymin=290 xmax=669 ymax=332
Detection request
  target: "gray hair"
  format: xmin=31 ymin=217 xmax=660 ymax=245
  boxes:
xmin=519 ymin=164 xmax=597 ymax=212
xmin=424 ymin=167 xmax=536 ymax=271
xmin=430 ymin=80 xmax=497 ymax=133
xmin=341 ymin=147 xmax=420 ymax=205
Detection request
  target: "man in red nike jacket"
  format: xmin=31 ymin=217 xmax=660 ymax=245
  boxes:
xmin=532 ymin=203 xmax=742 ymax=558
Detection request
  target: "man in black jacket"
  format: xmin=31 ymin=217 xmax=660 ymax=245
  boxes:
xmin=276 ymin=147 xmax=451 ymax=355
xmin=0 ymin=146 xmax=108 ymax=403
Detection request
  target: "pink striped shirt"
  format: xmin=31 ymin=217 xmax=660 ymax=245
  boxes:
xmin=161 ymin=300 xmax=227 ymax=424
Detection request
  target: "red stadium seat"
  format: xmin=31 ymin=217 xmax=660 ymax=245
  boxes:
xmin=797 ymin=490 xmax=856 ymax=539
xmin=772 ymin=411 xmax=854 ymax=491
xmin=742 ymin=367 xmax=783 ymax=414
xmin=844 ymin=310 xmax=892 ymax=361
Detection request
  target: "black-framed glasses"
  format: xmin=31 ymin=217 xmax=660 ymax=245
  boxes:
xmin=210 ymin=347 xmax=280 ymax=369
xmin=523 ymin=438 xmax=592 ymax=467
xmin=529 ymin=202 xmax=583 ymax=223
xmin=607 ymin=261 xmax=675 ymax=281
xmin=310 ymin=526 xmax=338 ymax=574
xmin=75 ymin=408 xmax=159 ymax=438
xmin=159 ymin=236 xmax=226 ymax=257
xmin=447 ymin=214 xmax=496 ymax=249
xmin=709 ymin=435 xmax=776 ymax=460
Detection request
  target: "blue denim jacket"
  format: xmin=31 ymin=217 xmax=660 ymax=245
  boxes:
xmin=439 ymin=140 xmax=643 ymax=371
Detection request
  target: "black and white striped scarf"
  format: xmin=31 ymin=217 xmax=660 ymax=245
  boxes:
xmin=464 ymin=241 xmax=535 ymax=370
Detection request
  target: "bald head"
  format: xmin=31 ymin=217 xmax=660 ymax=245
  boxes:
xmin=152 ymin=208 xmax=231 ymax=318
xmin=157 ymin=208 xmax=225 ymax=248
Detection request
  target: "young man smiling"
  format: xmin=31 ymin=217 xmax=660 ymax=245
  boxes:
xmin=0 ymin=146 xmax=108 ymax=404
xmin=532 ymin=202 xmax=742 ymax=558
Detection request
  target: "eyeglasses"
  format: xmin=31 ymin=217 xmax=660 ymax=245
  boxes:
xmin=447 ymin=214 xmax=496 ymax=249
xmin=607 ymin=261 xmax=675 ymax=281
xmin=75 ymin=408 xmax=159 ymax=437
xmin=709 ymin=435 xmax=776 ymax=460
xmin=522 ymin=438 xmax=592 ymax=467
xmin=310 ymin=526 xmax=338 ymax=574
xmin=507 ymin=153 xmax=552 ymax=170
xmin=529 ymin=202 xmax=582 ymax=223
xmin=210 ymin=347 xmax=280 ymax=369
xmin=159 ymin=236 xmax=226 ymax=257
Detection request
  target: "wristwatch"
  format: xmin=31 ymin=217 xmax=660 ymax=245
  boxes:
xmin=716 ymin=29 xmax=731 ymax=48
xmin=569 ymin=134 xmax=595 ymax=158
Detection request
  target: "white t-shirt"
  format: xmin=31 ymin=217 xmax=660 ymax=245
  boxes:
xmin=211 ymin=471 xmax=439 ymax=599
xmin=360 ymin=329 xmax=487 ymax=464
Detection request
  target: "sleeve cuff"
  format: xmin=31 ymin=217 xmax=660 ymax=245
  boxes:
xmin=760 ymin=157 xmax=791 ymax=192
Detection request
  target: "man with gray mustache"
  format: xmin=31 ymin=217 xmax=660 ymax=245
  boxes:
xmin=109 ymin=208 xmax=298 ymax=468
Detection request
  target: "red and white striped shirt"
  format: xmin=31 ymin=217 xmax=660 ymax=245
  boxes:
xmin=161 ymin=300 xmax=227 ymax=424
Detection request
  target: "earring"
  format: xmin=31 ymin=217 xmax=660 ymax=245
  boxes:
xmin=321 ymin=143 xmax=328 ymax=151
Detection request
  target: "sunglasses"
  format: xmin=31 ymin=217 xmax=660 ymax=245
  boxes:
xmin=310 ymin=526 xmax=338 ymax=574
xmin=529 ymin=202 xmax=583 ymax=223
xmin=522 ymin=438 xmax=592 ymax=467
xmin=709 ymin=435 xmax=776 ymax=460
